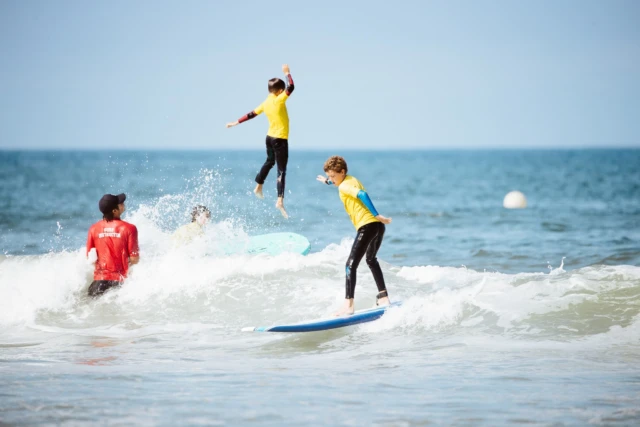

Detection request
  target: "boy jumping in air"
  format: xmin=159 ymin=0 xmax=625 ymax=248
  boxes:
xmin=317 ymin=156 xmax=392 ymax=316
xmin=226 ymin=64 xmax=295 ymax=219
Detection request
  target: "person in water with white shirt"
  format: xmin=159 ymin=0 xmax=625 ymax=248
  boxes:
xmin=172 ymin=205 xmax=211 ymax=245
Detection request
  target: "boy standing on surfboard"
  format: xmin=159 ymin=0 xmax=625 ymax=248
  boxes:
xmin=317 ymin=156 xmax=392 ymax=316
xmin=226 ymin=64 xmax=295 ymax=219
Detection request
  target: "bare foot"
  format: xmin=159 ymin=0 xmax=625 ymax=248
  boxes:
xmin=334 ymin=299 xmax=355 ymax=316
xmin=275 ymin=198 xmax=288 ymax=219
xmin=376 ymin=296 xmax=390 ymax=307
xmin=253 ymin=184 xmax=264 ymax=200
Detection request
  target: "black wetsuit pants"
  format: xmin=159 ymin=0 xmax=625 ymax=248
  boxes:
xmin=255 ymin=136 xmax=288 ymax=198
xmin=345 ymin=222 xmax=387 ymax=299
xmin=88 ymin=280 xmax=121 ymax=297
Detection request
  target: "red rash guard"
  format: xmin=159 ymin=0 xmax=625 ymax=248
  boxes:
xmin=86 ymin=219 xmax=139 ymax=281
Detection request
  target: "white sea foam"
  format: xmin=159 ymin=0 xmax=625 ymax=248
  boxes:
xmin=2 ymin=189 xmax=639 ymax=344
xmin=2 ymin=228 xmax=639 ymax=349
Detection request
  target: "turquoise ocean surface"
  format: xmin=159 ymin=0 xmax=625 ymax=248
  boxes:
xmin=1 ymin=149 xmax=639 ymax=425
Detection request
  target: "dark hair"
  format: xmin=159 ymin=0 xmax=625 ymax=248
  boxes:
xmin=268 ymin=78 xmax=285 ymax=94
xmin=103 ymin=211 xmax=115 ymax=222
xmin=323 ymin=156 xmax=348 ymax=174
xmin=191 ymin=205 xmax=211 ymax=222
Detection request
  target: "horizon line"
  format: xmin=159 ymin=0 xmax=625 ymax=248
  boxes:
xmin=1 ymin=145 xmax=638 ymax=152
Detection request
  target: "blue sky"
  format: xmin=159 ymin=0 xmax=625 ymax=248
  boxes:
xmin=1 ymin=0 xmax=638 ymax=150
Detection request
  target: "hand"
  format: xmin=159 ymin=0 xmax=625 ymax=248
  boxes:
xmin=86 ymin=249 xmax=97 ymax=264
xmin=282 ymin=64 xmax=290 ymax=75
xmin=376 ymin=215 xmax=392 ymax=224
xmin=226 ymin=122 xmax=238 ymax=128
xmin=316 ymin=175 xmax=328 ymax=184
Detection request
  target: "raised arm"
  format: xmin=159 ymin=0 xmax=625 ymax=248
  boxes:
xmin=283 ymin=64 xmax=294 ymax=96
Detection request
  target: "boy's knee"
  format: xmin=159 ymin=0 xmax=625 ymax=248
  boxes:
xmin=346 ymin=258 xmax=361 ymax=273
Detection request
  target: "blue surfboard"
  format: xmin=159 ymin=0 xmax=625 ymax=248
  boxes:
xmin=242 ymin=301 xmax=402 ymax=333
xmin=219 ymin=232 xmax=310 ymax=256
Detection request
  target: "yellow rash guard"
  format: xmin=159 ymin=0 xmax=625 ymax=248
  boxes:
xmin=338 ymin=175 xmax=380 ymax=230
xmin=237 ymin=74 xmax=295 ymax=139
xmin=254 ymin=92 xmax=290 ymax=139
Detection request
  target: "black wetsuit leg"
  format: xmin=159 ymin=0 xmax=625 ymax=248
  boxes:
xmin=255 ymin=136 xmax=276 ymax=185
xmin=365 ymin=223 xmax=387 ymax=293
xmin=345 ymin=222 xmax=387 ymax=299
xmin=255 ymin=136 xmax=288 ymax=197
xmin=272 ymin=138 xmax=288 ymax=198
xmin=88 ymin=280 xmax=121 ymax=297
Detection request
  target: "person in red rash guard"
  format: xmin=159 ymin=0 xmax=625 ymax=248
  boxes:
xmin=86 ymin=193 xmax=140 ymax=297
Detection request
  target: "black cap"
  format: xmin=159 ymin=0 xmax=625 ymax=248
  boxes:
xmin=98 ymin=193 xmax=126 ymax=214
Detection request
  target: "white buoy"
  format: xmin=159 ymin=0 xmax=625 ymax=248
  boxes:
xmin=503 ymin=191 xmax=527 ymax=209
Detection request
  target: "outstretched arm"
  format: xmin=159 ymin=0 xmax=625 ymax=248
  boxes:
xmin=226 ymin=110 xmax=258 ymax=128
xmin=316 ymin=175 xmax=333 ymax=185
xmin=283 ymin=64 xmax=294 ymax=96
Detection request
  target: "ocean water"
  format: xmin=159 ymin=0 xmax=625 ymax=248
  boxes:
xmin=1 ymin=149 xmax=639 ymax=425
